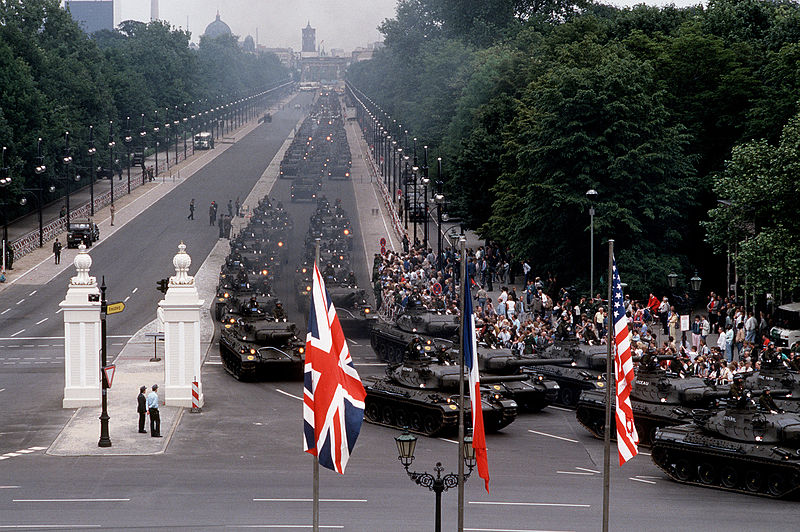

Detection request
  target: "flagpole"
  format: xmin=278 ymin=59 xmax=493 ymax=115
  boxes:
xmin=457 ymin=237 xmax=466 ymax=532
xmin=602 ymin=239 xmax=614 ymax=532
xmin=312 ymin=239 xmax=321 ymax=532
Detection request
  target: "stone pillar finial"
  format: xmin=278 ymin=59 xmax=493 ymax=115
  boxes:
xmin=171 ymin=241 xmax=194 ymax=286
xmin=70 ymin=243 xmax=96 ymax=286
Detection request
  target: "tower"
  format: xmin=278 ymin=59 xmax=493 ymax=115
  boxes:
xmin=150 ymin=0 xmax=159 ymax=21
xmin=302 ymin=21 xmax=316 ymax=53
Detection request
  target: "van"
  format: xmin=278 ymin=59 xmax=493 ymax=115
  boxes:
xmin=193 ymin=132 xmax=213 ymax=150
xmin=770 ymin=302 xmax=800 ymax=347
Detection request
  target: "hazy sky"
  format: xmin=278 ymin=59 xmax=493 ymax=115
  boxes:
xmin=117 ymin=1 xmax=705 ymax=52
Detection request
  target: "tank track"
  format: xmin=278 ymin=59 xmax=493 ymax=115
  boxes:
xmin=651 ymin=428 xmax=800 ymax=498
xmin=575 ymin=397 xmax=693 ymax=445
xmin=364 ymin=391 xmax=459 ymax=436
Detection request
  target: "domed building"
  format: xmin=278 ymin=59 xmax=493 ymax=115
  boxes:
xmin=203 ymin=11 xmax=232 ymax=39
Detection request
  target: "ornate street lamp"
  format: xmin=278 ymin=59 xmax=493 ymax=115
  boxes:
xmin=667 ymin=272 xmax=679 ymax=290
xmin=108 ymin=121 xmax=116 ymax=205
xmin=124 ymin=118 xmax=133 ymax=194
xmin=586 ymin=188 xmax=598 ymax=298
xmin=58 ymin=132 xmax=79 ymax=225
xmin=394 ymin=429 xmax=476 ymax=532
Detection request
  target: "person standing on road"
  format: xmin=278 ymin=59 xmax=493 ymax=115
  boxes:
xmin=110 ymin=203 xmax=115 ymax=226
xmin=209 ymin=201 xmax=217 ymax=225
xmin=137 ymin=386 xmax=147 ymax=433
xmin=235 ymin=197 xmax=240 ymax=217
xmin=218 ymin=213 xmax=225 ymax=238
xmin=227 ymin=199 xmax=233 ymax=218
xmin=147 ymin=384 xmax=161 ymax=437
xmin=187 ymin=199 xmax=195 ymax=220
xmin=53 ymin=239 xmax=62 ymax=264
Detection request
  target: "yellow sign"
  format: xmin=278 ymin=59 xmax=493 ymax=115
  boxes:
xmin=106 ymin=302 xmax=125 ymax=315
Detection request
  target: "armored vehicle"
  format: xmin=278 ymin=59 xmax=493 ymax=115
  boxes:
xmin=370 ymin=307 xmax=460 ymax=363
xmin=742 ymin=351 xmax=800 ymax=412
xmin=290 ymin=179 xmax=318 ymax=202
xmin=651 ymin=403 xmax=800 ymax=498
xmin=475 ymin=349 xmax=561 ymax=412
xmin=219 ymin=310 xmax=304 ymax=381
xmin=364 ymin=342 xmax=518 ymax=436
xmin=575 ymin=356 xmax=729 ymax=444
xmin=524 ymin=341 xmax=608 ymax=406
xmin=66 ymin=219 xmax=100 ymax=248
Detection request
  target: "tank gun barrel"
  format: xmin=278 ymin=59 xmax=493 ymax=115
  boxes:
xmin=522 ymin=357 xmax=574 ymax=367
xmin=482 ymin=358 xmax=543 ymax=371
xmin=480 ymin=374 xmax=531 ymax=384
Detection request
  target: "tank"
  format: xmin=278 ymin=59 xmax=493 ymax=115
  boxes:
xmin=743 ymin=354 xmax=800 ymax=412
xmin=364 ymin=342 xmax=518 ymax=436
xmin=218 ymin=308 xmax=305 ymax=381
xmin=651 ymin=404 xmax=800 ymax=498
xmin=523 ymin=341 xmax=609 ymax=407
xmin=575 ymin=357 xmax=729 ymax=444
xmin=370 ymin=307 xmax=460 ymax=363
xmin=473 ymin=349 xmax=561 ymax=412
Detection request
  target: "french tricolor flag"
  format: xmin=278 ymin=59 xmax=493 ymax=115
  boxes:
xmin=463 ymin=278 xmax=489 ymax=492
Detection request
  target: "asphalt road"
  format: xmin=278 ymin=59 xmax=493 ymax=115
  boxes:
xmin=1 ymin=93 xmax=799 ymax=531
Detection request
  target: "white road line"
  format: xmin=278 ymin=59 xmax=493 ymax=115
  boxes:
xmin=253 ymin=498 xmax=367 ymax=503
xmin=227 ymin=526 xmax=343 ymax=530
xmin=528 ymin=430 xmax=578 ymax=443
xmin=0 ymin=389 xmax=5 ymax=393
xmin=0 ymin=456 xmax=8 ymax=460
xmin=469 ymin=501 xmax=590 ymax=508
xmin=29 ymin=446 xmax=46 ymax=450
xmin=15 ymin=449 xmax=34 ymax=454
xmin=29 ymin=290 xmax=37 ymax=296
xmin=547 ymin=406 xmax=572 ymax=412
xmin=16 ymin=299 xmax=25 ymax=305
xmin=0 ymin=309 xmax=8 ymax=314
xmin=348 ymin=339 xmax=360 ymax=346
xmin=575 ymin=467 xmax=600 ymax=474
xmin=0 ymin=486 xmax=20 ymax=488
xmin=13 ymin=499 xmax=130 ymax=502
xmin=275 ymin=388 xmax=303 ymax=401
xmin=629 ymin=477 xmax=656 ymax=485
xmin=639 ymin=451 xmax=651 ymax=456
xmin=132 ymin=288 xmax=138 ymax=293
xmin=353 ymin=362 xmax=384 ymax=366
xmin=0 ymin=526 xmax=101 ymax=530
xmin=3 ymin=453 xmax=21 ymax=457
xmin=10 ymin=330 xmax=25 ymax=337
xmin=557 ymin=471 xmax=594 ymax=476
xmin=111 ymin=343 xmax=124 ymax=346
xmin=124 ymin=296 xmax=130 ymax=302
xmin=35 ymin=318 xmax=48 ymax=325
xmin=0 ymin=335 xmax=130 ymax=340
xmin=56 ymin=308 xmax=63 ymax=313
xmin=438 ymin=438 xmax=458 ymax=444
xmin=206 ymin=361 xmax=223 ymax=365
xmin=635 ymin=475 xmax=659 ymax=479
xmin=466 ymin=529 xmax=575 ymax=532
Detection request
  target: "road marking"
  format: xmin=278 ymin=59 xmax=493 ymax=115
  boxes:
xmin=634 ymin=475 xmax=659 ymax=479
xmin=10 ymin=330 xmax=25 ymax=337
xmin=16 ymin=299 xmax=25 ymax=305
xmin=528 ymin=430 xmax=578 ymax=443
xmin=56 ymin=308 xmax=63 ymax=313
xmin=3 ymin=453 xmax=21 ymax=457
xmin=275 ymin=388 xmax=303 ymax=401
xmin=1 ymin=309 xmax=8 ymax=315
xmin=29 ymin=447 xmax=46 ymax=450
xmin=0 ymin=486 xmax=20 ymax=488
xmin=29 ymin=290 xmax=37 ymax=296
xmin=124 ymin=296 xmax=130 ymax=302
xmin=466 ymin=529 xmax=575 ymax=532
xmin=557 ymin=471 xmax=594 ymax=476
xmin=206 ymin=361 xmax=223 ymax=365
xmin=0 ymin=457 xmax=8 ymax=460
xmin=629 ymin=477 xmax=656 ymax=485
xmin=0 ymin=526 xmax=101 ymax=530
xmin=575 ymin=467 xmax=600 ymax=474
xmin=112 ymin=343 xmax=124 ymax=346
xmin=439 ymin=438 xmax=458 ymax=444
xmin=353 ymin=363 xmax=384 ymax=367
xmin=16 ymin=449 xmax=34 ymax=454
xmin=253 ymin=498 xmax=366 ymax=503
xmin=547 ymin=406 xmax=572 ymax=412
xmin=228 ymin=527 xmax=343 ymax=530
xmin=0 ymin=389 xmax=5 ymax=393
xmin=13 ymin=499 xmax=130 ymax=503
xmin=35 ymin=318 xmax=48 ymax=325
xmin=469 ymin=501 xmax=590 ymax=508
xmin=0 ymin=335 xmax=130 ymax=340
xmin=132 ymin=288 xmax=138 ymax=293
xmin=348 ymin=339 xmax=360 ymax=346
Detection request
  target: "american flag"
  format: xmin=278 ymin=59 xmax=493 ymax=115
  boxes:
xmin=303 ymin=262 xmax=366 ymax=474
xmin=464 ymin=277 xmax=490 ymax=492
xmin=612 ymin=257 xmax=638 ymax=464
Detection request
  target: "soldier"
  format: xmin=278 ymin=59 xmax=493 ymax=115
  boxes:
xmin=758 ymin=387 xmax=783 ymax=413
xmin=273 ymin=301 xmax=287 ymax=321
xmin=728 ymin=374 xmax=745 ymax=401
xmin=347 ymin=271 xmax=357 ymax=287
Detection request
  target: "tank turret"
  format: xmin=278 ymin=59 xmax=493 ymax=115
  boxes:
xmin=652 ymin=402 xmax=800 ymax=498
xmin=219 ymin=312 xmax=304 ymax=381
xmin=519 ymin=341 xmax=609 ymax=406
xmin=370 ymin=308 xmax=459 ymax=363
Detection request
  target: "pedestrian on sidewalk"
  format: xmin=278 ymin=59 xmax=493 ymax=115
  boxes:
xmin=147 ymin=384 xmax=161 ymax=437
xmin=224 ymin=215 xmax=232 ymax=239
xmin=227 ymin=199 xmax=233 ymax=217
xmin=59 ymin=205 xmax=67 ymax=218
xmin=4 ymin=245 xmax=13 ymax=270
xmin=137 ymin=386 xmax=147 ymax=433
xmin=53 ymin=239 xmax=62 ymax=265
xmin=188 ymin=199 xmax=195 ymax=220
xmin=235 ymin=197 xmax=240 ymax=217
xmin=110 ymin=203 xmax=115 ymax=226
xmin=218 ymin=213 xmax=225 ymax=238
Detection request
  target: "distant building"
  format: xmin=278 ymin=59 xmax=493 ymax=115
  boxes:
xmin=204 ymin=11 xmax=232 ymax=39
xmin=260 ymin=47 xmax=296 ymax=69
xmin=65 ymin=0 xmax=114 ymax=34
xmin=302 ymin=21 xmax=316 ymax=54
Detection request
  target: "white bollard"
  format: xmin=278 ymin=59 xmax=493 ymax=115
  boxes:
xmin=61 ymin=244 xmax=101 ymax=408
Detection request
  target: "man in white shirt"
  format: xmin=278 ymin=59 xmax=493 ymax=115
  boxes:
xmin=744 ymin=311 xmax=758 ymax=343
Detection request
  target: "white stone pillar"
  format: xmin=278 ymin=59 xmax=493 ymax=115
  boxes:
xmin=159 ymin=243 xmax=204 ymax=407
xmin=60 ymin=244 xmax=101 ymax=408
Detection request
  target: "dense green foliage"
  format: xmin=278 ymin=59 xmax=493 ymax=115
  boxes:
xmin=0 ymin=0 xmax=288 ymax=216
xmin=348 ymin=0 xmax=800 ymax=297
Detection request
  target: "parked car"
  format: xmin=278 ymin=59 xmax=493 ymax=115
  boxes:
xmin=67 ymin=219 xmax=100 ymax=248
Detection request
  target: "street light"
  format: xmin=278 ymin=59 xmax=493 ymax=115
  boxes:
xmin=667 ymin=272 xmax=679 ymax=290
xmin=422 ymin=176 xmax=430 ymax=249
xmin=586 ymin=189 xmax=598 ymax=298
xmin=59 ymin=132 xmax=79 ymax=225
xmin=434 ymin=192 xmax=445 ymax=270
xmin=394 ymin=429 xmax=476 ymax=532
xmin=690 ymin=272 xmax=703 ymax=292
xmin=1 ymin=147 xmax=12 ymax=272
xmin=124 ymin=117 xmax=132 ymax=194
xmin=87 ymin=127 xmax=97 ymax=215
xmin=411 ymin=166 xmax=419 ymax=245
xmin=108 ymin=121 xmax=116 ymax=205
xmin=20 ymin=185 xmax=55 ymax=250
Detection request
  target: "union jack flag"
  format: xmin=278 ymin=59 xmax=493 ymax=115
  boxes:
xmin=303 ymin=261 xmax=366 ymax=474
xmin=612 ymin=256 xmax=638 ymax=464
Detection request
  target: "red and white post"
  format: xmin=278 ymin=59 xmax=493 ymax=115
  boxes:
xmin=190 ymin=380 xmax=201 ymax=413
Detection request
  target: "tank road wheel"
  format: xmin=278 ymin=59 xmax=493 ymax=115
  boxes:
xmin=745 ymin=470 xmax=763 ymax=493
xmin=365 ymin=401 xmax=381 ymax=423
xmin=674 ymin=459 xmax=693 ymax=482
xmin=560 ymin=388 xmax=576 ymax=407
xmin=370 ymin=335 xmax=379 ymax=350
xmin=767 ymin=473 xmax=787 ymax=497
xmin=423 ymin=413 xmax=440 ymax=435
xmin=395 ymin=409 xmax=409 ymax=428
xmin=697 ymin=462 xmax=717 ymax=485
xmin=720 ymin=466 xmax=738 ymax=489
xmin=409 ymin=412 xmax=423 ymax=432
xmin=381 ymin=405 xmax=395 ymax=426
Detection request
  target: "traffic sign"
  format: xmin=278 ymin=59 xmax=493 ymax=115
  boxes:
xmin=380 ymin=237 xmax=386 ymax=246
xmin=106 ymin=302 xmax=125 ymax=315
xmin=432 ymin=282 xmax=442 ymax=295
xmin=380 ymin=245 xmax=386 ymax=255
xmin=102 ymin=365 xmax=116 ymax=388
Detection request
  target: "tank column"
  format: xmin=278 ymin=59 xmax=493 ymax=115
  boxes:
xmin=61 ymin=243 xmax=102 ymax=407
xmin=159 ymin=242 xmax=205 ymax=407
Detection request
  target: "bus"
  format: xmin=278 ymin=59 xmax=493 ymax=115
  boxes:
xmin=193 ymin=132 xmax=213 ymax=150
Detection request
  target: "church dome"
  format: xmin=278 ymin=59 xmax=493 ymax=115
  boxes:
xmin=204 ymin=12 xmax=231 ymax=39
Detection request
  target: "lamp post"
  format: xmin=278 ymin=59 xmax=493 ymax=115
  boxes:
xmin=108 ymin=121 xmax=116 ymax=205
xmin=33 ymin=138 xmax=48 ymax=248
xmin=422 ymin=176 xmax=430 ymax=249
xmin=395 ymin=429 xmax=476 ymax=532
xmin=60 ymin=132 xmax=77 ymax=225
xmin=434 ymin=193 xmax=445 ymax=270
xmin=98 ymin=276 xmax=112 ymax=448
xmin=138 ymin=114 xmax=147 ymax=183
xmin=1 ymin=147 xmax=12 ymax=272
xmin=173 ymin=118 xmax=179 ymax=165
xmin=124 ymin=117 xmax=132 ymax=194
xmin=163 ymin=120 xmax=170 ymax=172
xmin=403 ymin=156 xmax=411 ymax=229
xmin=586 ymin=189 xmax=598 ymax=298
xmin=87 ymin=127 xmax=97 ymax=215
xmin=19 ymin=185 xmax=55 ymax=250
xmin=411 ymin=166 xmax=419 ymax=245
